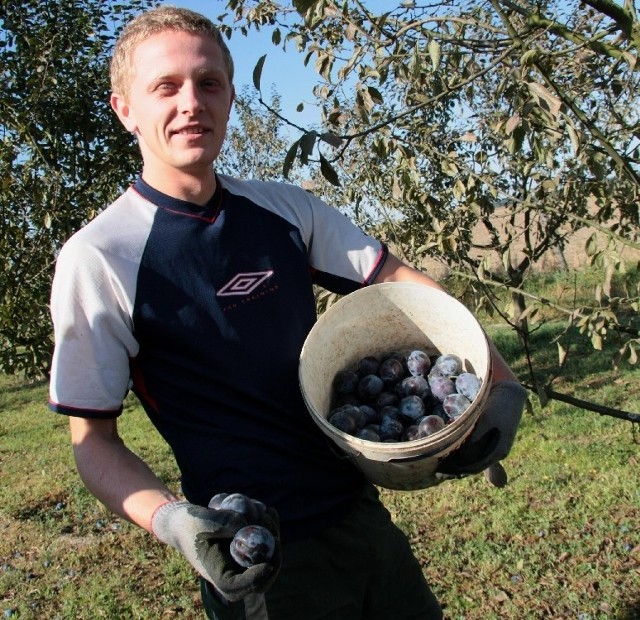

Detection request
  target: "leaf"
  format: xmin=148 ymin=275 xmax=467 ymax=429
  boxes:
xmin=320 ymin=155 xmax=341 ymax=186
xmin=293 ymin=0 xmax=319 ymax=15
xmin=252 ymin=55 xmax=267 ymax=91
xmin=283 ymin=139 xmax=300 ymax=179
xmin=591 ymin=332 xmax=603 ymax=350
xmin=505 ymin=114 xmax=521 ymax=135
xmin=428 ymin=39 xmax=441 ymax=71
xmin=299 ymin=130 xmax=317 ymax=164
xmin=320 ymin=132 xmax=343 ymax=148
xmin=527 ymin=82 xmax=562 ymax=117
xmin=557 ymin=342 xmax=567 ymax=366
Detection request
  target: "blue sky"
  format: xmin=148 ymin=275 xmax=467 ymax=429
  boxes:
xmin=160 ymin=0 xmax=323 ymax=129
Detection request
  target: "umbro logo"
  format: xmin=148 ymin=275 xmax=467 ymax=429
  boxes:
xmin=217 ymin=271 xmax=274 ymax=297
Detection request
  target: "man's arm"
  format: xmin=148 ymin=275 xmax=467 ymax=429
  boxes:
xmin=69 ymin=416 xmax=177 ymax=532
xmin=373 ymin=253 xmax=518 ymax=383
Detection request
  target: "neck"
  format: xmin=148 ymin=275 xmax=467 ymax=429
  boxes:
xmin=141 ymin=167 xmax=217 ymax=206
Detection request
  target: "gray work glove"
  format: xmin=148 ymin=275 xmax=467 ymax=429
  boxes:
xmin=437 ymin=380 xmax=528 ymax=476
xmin=152 ymin=501 xmax=281 ymax=602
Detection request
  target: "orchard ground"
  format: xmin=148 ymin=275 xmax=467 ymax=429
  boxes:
xmin=1 ymin=274 xmax=639 ymax=619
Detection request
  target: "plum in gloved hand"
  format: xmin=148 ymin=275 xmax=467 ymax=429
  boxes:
xmin=151 ymin=500 xmax=281 ymax=602
xmin=437 ymin=380 xmax=528 ymax=477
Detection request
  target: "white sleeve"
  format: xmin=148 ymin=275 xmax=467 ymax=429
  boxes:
xmin=49 ymin=220 xmax=142 ymax=417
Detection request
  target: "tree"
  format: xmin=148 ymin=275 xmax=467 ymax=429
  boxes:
xmin=0 ymin=0 xmax=153 ymax=377
xmin=223 ymin=0 xmax=640 ymax=418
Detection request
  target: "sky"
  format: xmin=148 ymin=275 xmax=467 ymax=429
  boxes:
xmin=160 ymin=0 xmax=323 ymax=129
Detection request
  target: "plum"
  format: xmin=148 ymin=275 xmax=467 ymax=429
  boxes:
xmin=407 ymin=350 xmax=431 ymax=377
xmin=375 ymin=391 xmax=398 ymax=410
xmin=378 ymin=358 xmax=404 ymax=386
xmin=329 ymin=406 xmax=359 ymax=434
xmin=433 ymin=353 xmax=463 ymax=377
xmin=418 ymin=414 xmax=446 ymax=437
xmin=397 ymin=375 xmax=430 ymax=399
xmin=402 ymin=425 xmax=421 ymax=441
xmin=443 ymin=393 xmax=471 ymax=419
xmin=379 ymin=417 xmax=404 ymax=441
xmin=356 ymin=427 xmax=381 ymax=442
xmin=399 ymin=395 xmax=425 ymax=421
xmin=357 ymin=355 xmax=380 ymax=377
xmin=358 ymin=404 xmax=378 ymax=426
xmin=230 ymin=525 xmax=275 ymax=568
xmin=218 ymin=493 xmax=264 ymax=522
xmin=333 ymin=369 xmax=359 ymax=394
xmin=357 ymin=374 xmax=384 ymax=401
xmin=428 ymin=373 xmax=456 ymax=402
xmin=455 ymin=372 xmax=481 ymax=401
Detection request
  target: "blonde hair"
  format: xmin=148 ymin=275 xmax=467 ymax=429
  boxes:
xmin=110 ymin=6 xmax=234 ymax=96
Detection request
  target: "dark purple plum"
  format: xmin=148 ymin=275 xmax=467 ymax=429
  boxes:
xmin=443 ymin=393 xmax=472 ymax=419
xmin=356 ymin=427 xmax=381 ymax=442
xmin=207 ymin=493 xmax=229 ymax=510
xmin=407 ymin=350 xmax=431 ymax=377
xmin=333 ymin=369 xmax=359 ymax=394
xmin=433 ymin=353 xmax=463 ymax=377
xmin=399 ymin=395 xmax=425 ymax=421
xmin=379 ymin=417 xmax=404 ymax=441
xmin=218 ymin=493 xmax=265 ymax=522
xmin=357 ymin=355 xmax=380 ymax=377
xmin=358 ymin=405 xmax=378 ymax=425
xmin=428 ymin=373 xmax=457 ymax=402
xmin=379 ymin=406 xmax=402 ymax=423
xmin=402 ymin=425 xmax=421 ymax=441
xmin=378 ymin=358 xmax=404 ymax=386
xmin=382 ymin=351 xmax=405 ymax=365
xmin=375 ymin=391 xmax=398 ymax=410
xmin=329 ymin=406 xmax=359 ymax=434
xmin=397 ymin=375 xmax=430 ymax=399
xmin=230 ymin=525 xmax=275 ymax=568
xmin=455 ymin=372 xmax=481 ymax=401
xmin=357 ymin=374 xmax=384 ymax=401
xmin=418 ymin=414 xmax=446 ymax=437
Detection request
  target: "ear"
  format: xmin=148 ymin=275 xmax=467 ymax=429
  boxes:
xmin=111 ymin=92 xmax=138 ymax=134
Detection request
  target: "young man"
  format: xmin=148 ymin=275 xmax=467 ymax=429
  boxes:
xmin=48 ymin=7 xmax=527 ymax=619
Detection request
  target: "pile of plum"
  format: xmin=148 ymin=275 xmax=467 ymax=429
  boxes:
xmin=208 ymin=492 xmax=276 ymax=568
xmin=328 ymin=350 xmax=482 ymax=443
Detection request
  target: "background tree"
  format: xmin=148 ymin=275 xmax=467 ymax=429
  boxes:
xmin=224 ymin=0 xmax=640 ymax=417
xmin=0 ymin=0 xmax=154 ymax=378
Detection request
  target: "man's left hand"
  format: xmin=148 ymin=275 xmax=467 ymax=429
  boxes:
xmin=437 ymin=380 xmax=528 ymax=476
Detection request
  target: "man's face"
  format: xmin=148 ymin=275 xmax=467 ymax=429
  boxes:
xmin=111 ymin=30 xmax=234 ymax=182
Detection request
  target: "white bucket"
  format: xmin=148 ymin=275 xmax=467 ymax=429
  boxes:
xmin=299 ymin=282 xmax=492 ymax=490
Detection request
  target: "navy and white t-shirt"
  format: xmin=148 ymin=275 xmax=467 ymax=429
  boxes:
xmin=49 ymin=174 xmax=388 ymax=541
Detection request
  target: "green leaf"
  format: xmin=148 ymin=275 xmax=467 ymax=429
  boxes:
xmin=293 ymin=0 xmax=319 ymax=15
xmin=252 ymin=55 xmax=267 ymax=91
xmin=320 ymin=155 xmax=340 ymax=186
xmin=299 ymin=131 xmax=317 ymax=164
xmin=283 ymin=139 xmax=300 ymax=179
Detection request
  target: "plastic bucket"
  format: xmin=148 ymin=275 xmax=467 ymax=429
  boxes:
xmin=299 ymin=282 xmax=492 ymax=490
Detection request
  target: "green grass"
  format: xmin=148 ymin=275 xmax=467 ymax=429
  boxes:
xmin=1 ymin=326 xmax=639 ymax=619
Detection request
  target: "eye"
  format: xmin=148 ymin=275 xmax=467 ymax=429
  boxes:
xmin=202 ymin=78 xmax=222 ymax=90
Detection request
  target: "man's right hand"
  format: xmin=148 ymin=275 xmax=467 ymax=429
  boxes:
xmin=151 ymin=500 xmax=281 ymax=602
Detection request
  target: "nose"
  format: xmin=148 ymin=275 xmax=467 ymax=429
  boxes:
xmin=178 ymin=82 xmax=204 ymax=115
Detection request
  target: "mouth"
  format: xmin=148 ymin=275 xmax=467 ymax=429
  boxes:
xmin=172 ymin=126 xmax=210 ymax=136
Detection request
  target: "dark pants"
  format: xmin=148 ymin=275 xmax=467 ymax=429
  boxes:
xmin=201 ymin=485 xmax=442 ymax=619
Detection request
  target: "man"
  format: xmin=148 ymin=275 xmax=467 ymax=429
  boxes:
xmin=48 ymin=7 xmax=527 ymax=619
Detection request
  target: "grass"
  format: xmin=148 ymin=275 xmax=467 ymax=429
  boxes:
xmin=1 ymin=323 xmax=639 ymax=619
